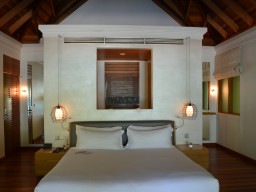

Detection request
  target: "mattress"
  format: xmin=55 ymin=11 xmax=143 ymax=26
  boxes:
xmin=35 ymin=147 xmax=219 ymax=192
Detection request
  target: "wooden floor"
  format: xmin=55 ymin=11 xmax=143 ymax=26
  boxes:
xmin=0 ymin=146 xmax=255 ymax=192
xmin=207 ymin=145 xmax=256 ymax=192
xmin=0 ymin=148 xmax=41 ymax=192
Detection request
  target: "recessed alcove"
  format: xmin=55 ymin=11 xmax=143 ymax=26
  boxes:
xmin=97 ymin=48 xmax=152 ymax=109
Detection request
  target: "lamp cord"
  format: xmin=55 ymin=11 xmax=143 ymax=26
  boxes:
xmin=186 ymin=37 xmax=191 ymax=103
xmin=188 ymin=37 xmax=191 ymax=103
xmin=57 ymin=35 xmax=61 ymax=105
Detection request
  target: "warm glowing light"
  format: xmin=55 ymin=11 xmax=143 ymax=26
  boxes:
xmin=10 ymin=88 xmax=19 ymax=97
xmin=20 ymin=87 xmax=28 ymax=96
xmin=186 ymin=105 xmax=194 ymax=117
xmin=210 ymin=86 xmax=217 ymax=96
xmin=55 ymin=106 xmax=64 ymax=120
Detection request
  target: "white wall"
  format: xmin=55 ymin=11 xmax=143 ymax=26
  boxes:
xmin=202 ymin=47 xmax=217 ymax=143
xmin=61 ymin=0 xmax=179 ymax=26
xmin=40 ymin=25 xmax=205 ymax=147
xmin=215 ymin=26 xmax=256 ymax=160
xmin=20 ymin=44 xmax=43 ymax=146
xmin=0 ymin=32 xmax=21 ymax=158
xmin=41 ymin=0 xmax=204 ymax=147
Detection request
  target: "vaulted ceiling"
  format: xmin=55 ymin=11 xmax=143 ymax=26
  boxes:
xmin=0 ymin=0 xmax=255 ymax=46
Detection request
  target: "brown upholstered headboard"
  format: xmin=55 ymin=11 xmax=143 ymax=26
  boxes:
xmin=69 ymin=120 xmax=175 ymax=147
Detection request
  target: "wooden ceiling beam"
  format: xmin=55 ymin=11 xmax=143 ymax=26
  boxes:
xmin=9 ymin=10 xmax=33 ymax=34
xmin=21 ymin=34 xmax=40 ymax=43
xmin=185 ymin=0 xmax=193 ymax=25
xmin=249 ymin=0 xmax=256 ymax=7
xmin=49 ymin=0 xmax=56 ymax=17
xmin=172 ymin=0 xmax=193 ymax=25
xmin=200 ymin=0 xmax=239 ymax=32
xmin=33 ymin=0 xmax=46 ymax=17
xmin=164 ymin=0 xmax=184 ymax=18
xmin=152 ymin=0 xmax=187 ymax=25
xmin=0 ymin=0 xmax=9 ymax=8
xmin=172 ymin=0 xmax=185 ymax=17
xmin=224 ymin=0 xmax=253 ymax=26
xmin=18 ymin=16 xmax=41 ymax=43
xmin=194 ymin=0 xmax=219 ymax=45
xmin=50 ymin=0 xmax=88 ymax=23
xmin=207 ymin=15 xmax=228 ymax=38
xmin=0 ymin=0 xmax=34 ymax=27
xmin=194 ymin=0 xmax=207 ymax=26
xmin=186 ymin=0 xmax=192 ymax=20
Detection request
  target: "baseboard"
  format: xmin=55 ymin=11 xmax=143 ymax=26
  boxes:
xmin=216 ymin=144 xmax=256 ymax=164
xmin=203 ymin=143 xmax=217 ymax=147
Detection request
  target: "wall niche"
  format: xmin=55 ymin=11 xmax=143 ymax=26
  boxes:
xmin=97 ymin=48 xmax=152 ymax=109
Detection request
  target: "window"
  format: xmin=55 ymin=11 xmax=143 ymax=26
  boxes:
xmin=202 ymin=81 xmax=209 ymax=110
xmin=218 ymin=76 xmax=240 ymax=114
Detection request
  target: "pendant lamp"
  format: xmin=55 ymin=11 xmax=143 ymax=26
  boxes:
xmin=182 ymin=37 xmax=197 ymax=120
xmin=51 ymin=35 xmax=67 ymax=123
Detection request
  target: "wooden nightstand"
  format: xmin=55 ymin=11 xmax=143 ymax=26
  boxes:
xmin=35 ymin=148 xmax=67 ymax=176
xmin=176 ymin=144 xmax=209 ymax=169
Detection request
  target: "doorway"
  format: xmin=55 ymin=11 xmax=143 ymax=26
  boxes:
xmin=3 ymin=55 xmax=20 ymax=156
xmin=27 ymin=62 xmax=44 ymax=144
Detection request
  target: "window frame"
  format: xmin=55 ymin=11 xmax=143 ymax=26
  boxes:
xmin=218 ymin=76 xmax=240 ymax=115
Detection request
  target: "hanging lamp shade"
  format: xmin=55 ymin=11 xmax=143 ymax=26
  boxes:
xmin=182 ymin=37 xmax=198 ymax=120
xmin=182 ymin=102 xmax=198 ymax=119
xmin=51 ymin=104 xmax=67 ymax=123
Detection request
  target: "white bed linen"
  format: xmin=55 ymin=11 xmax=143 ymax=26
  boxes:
xmin=35 ymin=147 xmax=219 ymax=192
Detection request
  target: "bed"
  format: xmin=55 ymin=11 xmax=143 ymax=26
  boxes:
xmin=35 ymin=120 xmax=219 ymax=192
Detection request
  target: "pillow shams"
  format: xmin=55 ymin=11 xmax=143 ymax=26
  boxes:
xmin=76 ymin=125 xmax=123 ymax=150
xmin=127 ymin=124 xmax=173 ymax=149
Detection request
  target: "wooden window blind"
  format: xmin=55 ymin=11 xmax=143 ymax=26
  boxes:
xmin=105 ymin=62 xmax=139 ymax=108
xmin=3 ymin=55 xmax=20 ymax=155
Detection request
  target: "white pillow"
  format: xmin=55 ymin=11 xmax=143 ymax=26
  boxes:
xmin=126 ymin=124 xmax=173 ymax=149
xmin=76 ymin=125 xmax=123 ymax=150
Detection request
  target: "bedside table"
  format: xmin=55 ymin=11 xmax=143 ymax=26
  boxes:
xmin=176 ymin=144 xmax=209 ymax=169
xmin=35 ymin=148 xmax=67 ymax=176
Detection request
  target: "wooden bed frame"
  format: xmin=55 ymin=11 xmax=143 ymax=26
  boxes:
xmin=69 ymin=120 xmax=175 ymax=147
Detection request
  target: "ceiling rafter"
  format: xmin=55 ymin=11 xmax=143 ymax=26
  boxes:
xmin=49 ymin=0 xmax=88 ymax=24
xmin=185 ymin=0 xmax=192 ymax=20
xmin=172 ymin=0 xmax=193 ymax=26
xmin=49 ymin=0 xmax=56 ymax=17
xmin=200 ymin=0 xmax=239 ymax=32
xmin=30 ymin=0 xmax=45 ymax=35
xmin=17 ymin=6 xmax=41 ymax=42
xmin=9 ymin=10 xmax=33 ymax=34
xmin=207 ymin=15 xmax=228 ymax=38
xmin=152 ymin=0 xmax=187 ymax=25
xmin=33 ymin=0 xmax=46 ymax=17
xmin=0 ymin=0 xmax=34 ymax=27
xmin=171 ymin=0 xmax=185 ymax=17
xmin=164 ymin=0 xmax=185 ymax=19
xmin=249 ymin=0 xmax=256 ymax=7
xmin=194 ymin=0 xmax=221 ymax=44
xmin=0 ymin=0 xmax=9 ymax=8
xmin=194 ymin=0 xmax=207 ymax=27
xmin=28 ymin=16 xmax=40 ymax=36
xmin=223 ymin=0 xmax=253 ymax=26
xmin=0 ymin=0 xmax=255 ymax=46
